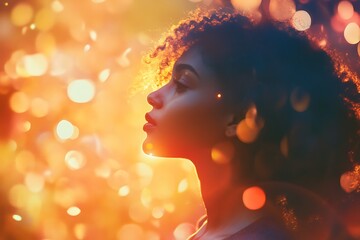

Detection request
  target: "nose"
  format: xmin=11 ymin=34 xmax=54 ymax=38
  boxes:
xmin=147 ymin=90 xmax=163 ymax=109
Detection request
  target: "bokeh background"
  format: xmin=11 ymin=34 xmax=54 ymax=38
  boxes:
xmin=0 ymin=0 xmax=359 ymax=239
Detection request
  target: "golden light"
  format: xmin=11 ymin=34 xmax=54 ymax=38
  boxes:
xmin=211 ymin=141 xmax=235 ymax=164
xmin=67 ymin=79 xmax=96 ymax=103
xmin=344 ymin=22 xmax=360 ymax=44
xmin=89 ymin=30 xmax=97 ymax=41
xmin=98 ymin=68 xmax=111 ymax=82
xmin=338 ymin=1 xmax=354 ymax=20
xmin=173 ymin=223 xmax=195 ymax=240
xmin=117 ymin=48 xmax=132 ymax=67
xmin=30 ymin=98 xmax=49 ymax=118
xmin=107 ymin=170 xmax=129 ymax=190
xmin=242 ymin=186 xmax=266 ymax=210
xmin=128 ymin=202 xmax=151 ymax=223
xmin=25 ymin=172 xmax=45 ymax=193
xmin=35 ymin=8 xmax=56 ymax=31
xmin=12 ymin=214 xmax=22 ymax=222
xmin=178 ymin=179 xmax=189 ymax=193
xmin=65 ymin=150 xmax=86 ymax=170
xmin=8 ymin=184 xmax=27 ymax=208
xmin=51 ymin=0 xmax=64 ymax=12
xmin=9 ymin=91 xmax=30 ymax=113
xmin=152 ymin=207 xmax=165 ymax=219
xmin=56 ymin=120 xmax=75 ymax=140
xmin=269 ymin=0 xmax=296 ymax=22
xmin=216 ymin=93 xmax=222 ymax=99
xmin=19 ymin=53 xmax=49 ymax=77
xmin=74 ymin=224 xmax=87 ymax=240
xmin=117 ymin=224 xmax=144 ymax=240
xmin=67 ymin=206 xmax=81 ymax=216
xmin=118 ymin=185 xmax=130 ymax=196
xmin=290 ymin=88 xmax=310 ymax=112
xmin=292 ymin=10 xmax=311 ymax=31
xmin=230 ymin=0 xmax=262 ymax=12
xmin=10 ymin=3 xmax=34 ymax=27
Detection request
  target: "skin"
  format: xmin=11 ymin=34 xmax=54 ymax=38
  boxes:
xmin=143 ymin=46 xmax=263 ymax=238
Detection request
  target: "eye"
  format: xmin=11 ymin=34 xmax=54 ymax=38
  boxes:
xmin=174 ymin=80 xmax=188 ymax=93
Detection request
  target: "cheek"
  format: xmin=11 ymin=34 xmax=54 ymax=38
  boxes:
xmin=160 ymin=98 xmax=226 ymax=147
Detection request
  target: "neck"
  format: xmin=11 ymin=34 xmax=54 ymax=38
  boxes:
xmin=190 ymin=149 xmax=262 ymax=231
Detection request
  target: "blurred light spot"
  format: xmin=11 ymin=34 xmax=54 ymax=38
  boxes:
xmin=118 ymin=185 xmax=130 ymax=196
xmin=242 ymin=186 xmax=266 ymax=210
xmin=15 ymin=150 xmax=35 ymax=174
xmin=12 ymin=214 xmax=22 ymax=222
xmin=56 ymin=120 xmax=75 ymax=140
xmin=318 ymin=39 xmax=327 ymax=47
xmin=98 ymin=68 xmax=111 ymax=82
xmin=344 ymin=22 xmax=360 ymax=44
xmin=74 ymin=224 xmax=86 ymax=240
xmin=89 ymin=30 xmax=97 ymax=41
xmin=9 ymin=91 xmax=30 ymax=113
xmin=65 ymin=150 xmax=86 ymax=170
xmin=5 ymin=2 xmax=9 ymax=6
xmin=173 ymin=223 xmax=195 ymax=240
xmin=50 ymin=52 xmax=73 ymax=76
xmin=340 ymin=171 xmax=358 ymax=193
xmin=67 ymin=206 xmax=81 ymax=216
xmin=117 ymin=224 xmax=144 ymax=240
xmin=211 ymin=141 xmax=235 ymax=164
xmin=129 ymin=202 xmax=150 ymax=223
xmin=269 ymin=0 xmax=296 ymax=22
xmin=84 ymin=44 xmax=91 ymax=52
xmin=20 ymin=53 xmax=48 ymax=76
xmin=292 ymin=10 xmax=311 ymax=31
xmin=107 ymin=170 xmax=129 ymax=190
xmin=216 ymin=93 xmax=222 ymax=99
xmin=9 ymin=184 xmax=27 ymax=208
xmin=51 ymin=0 xmax=64 ymax=12
xmin=67 ymin=79 xmax=95 ymax=103
xmin=290 ymin=87 xmax=310 ymax=112
xmin=94 ymin=164 xmax=111 ymax=178
xmin=231 ymin=0 xmax=262 ymax=12
xmin=164 ymin=203 xmax=175 ymax=213
xmin=30 ymin=23 xmax=36 ymax=30
xmin=338 ymin=1 xmax=354 ymax=20
xmin=140 ymin=188 xmax=152 ymax=207
xmin=92 ymin=0 xmax=106 ymax=3
xmin=178 ymin=179 xmax=188 ymax=193
xmin=21 ymin=121 xmax=31 ymax=132
xmin=30 ymin=98 xmax=49 ymax=118
xmin=134 ymin=162 xmax=153 ymax=186
xmin=280 ymin=136 xmax=288 ymax=158
xmin=25 ymin=172 xmax=45 ymax=193
xmin=152 ymin=207 xmax=165 ymax=219
xmin=11 ymin=3 xmax=34 ymax=26
xmin=35 ymin=8 xmax=55 ymax=31
xmin=145 ymin=231 xmax=160 ymax=240
xmin=117 ymin=48 xmax=132 ymax=67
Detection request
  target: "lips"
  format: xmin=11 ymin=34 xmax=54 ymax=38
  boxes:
xmin=143 ymin=113 xmax=157 ymax=132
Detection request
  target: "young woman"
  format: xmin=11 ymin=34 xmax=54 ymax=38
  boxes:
xmin=142 ymin=7 xmax=359 ymax=240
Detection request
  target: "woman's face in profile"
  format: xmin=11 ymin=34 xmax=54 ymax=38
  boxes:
xmin=143 ymin=46 xmax=232 ymax=158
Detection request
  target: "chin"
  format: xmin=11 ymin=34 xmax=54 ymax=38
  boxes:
xmin=142 ymin=138 xmax=187 ymax=158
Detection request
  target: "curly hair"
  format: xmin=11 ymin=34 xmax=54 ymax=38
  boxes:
xmin=144 ymin=7 xmax=360 ymax=197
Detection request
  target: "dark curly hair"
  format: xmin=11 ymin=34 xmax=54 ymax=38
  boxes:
xmin=144 ymin=7 xmax=360 ymax=202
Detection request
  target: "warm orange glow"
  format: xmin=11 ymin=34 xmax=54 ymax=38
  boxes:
xmin=65 ymin=150 xmax=86 ymax=170
xmin=242 ymin=186 xmax=266 ymax=210
xmin=24 ymin=172 xmax=45 ymax=193
xmin=231 ymin=0 xmax=262 ymax=12
xmin=340 ymin=171 xmax=358 ymax=193
xmin=56 ymin=120 xmax=76 ymax=140
xmin=338 ymin=1 xmax=354 ymax=20
xmin=211 ymin=141 xmax=235 ymax=164
xmin=30 ymin=98 xmax=49 ymax=118
xmin=269 ymin=0 xmax=296 ymax=22
xmin=9 ymin=91 xmax=30 ymax=113
xmin=173 ymin=223 xmax=195 ymax=240
xmin=12 ymin=214 xmax=22 ymax=222
xmin=344 ymin=22 xmax=360 ymax=44
xmin=35 ymin=8 xmax=55 ymax=31
xmin=11 ymin=3 xmax=33 ymax=26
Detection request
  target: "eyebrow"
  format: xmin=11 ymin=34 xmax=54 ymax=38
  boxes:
xmin=173 ymin=63 xmax=200 ymax=78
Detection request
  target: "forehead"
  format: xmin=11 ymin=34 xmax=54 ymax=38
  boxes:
xmin=174 ymin=45 xmax=217 ymax=81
